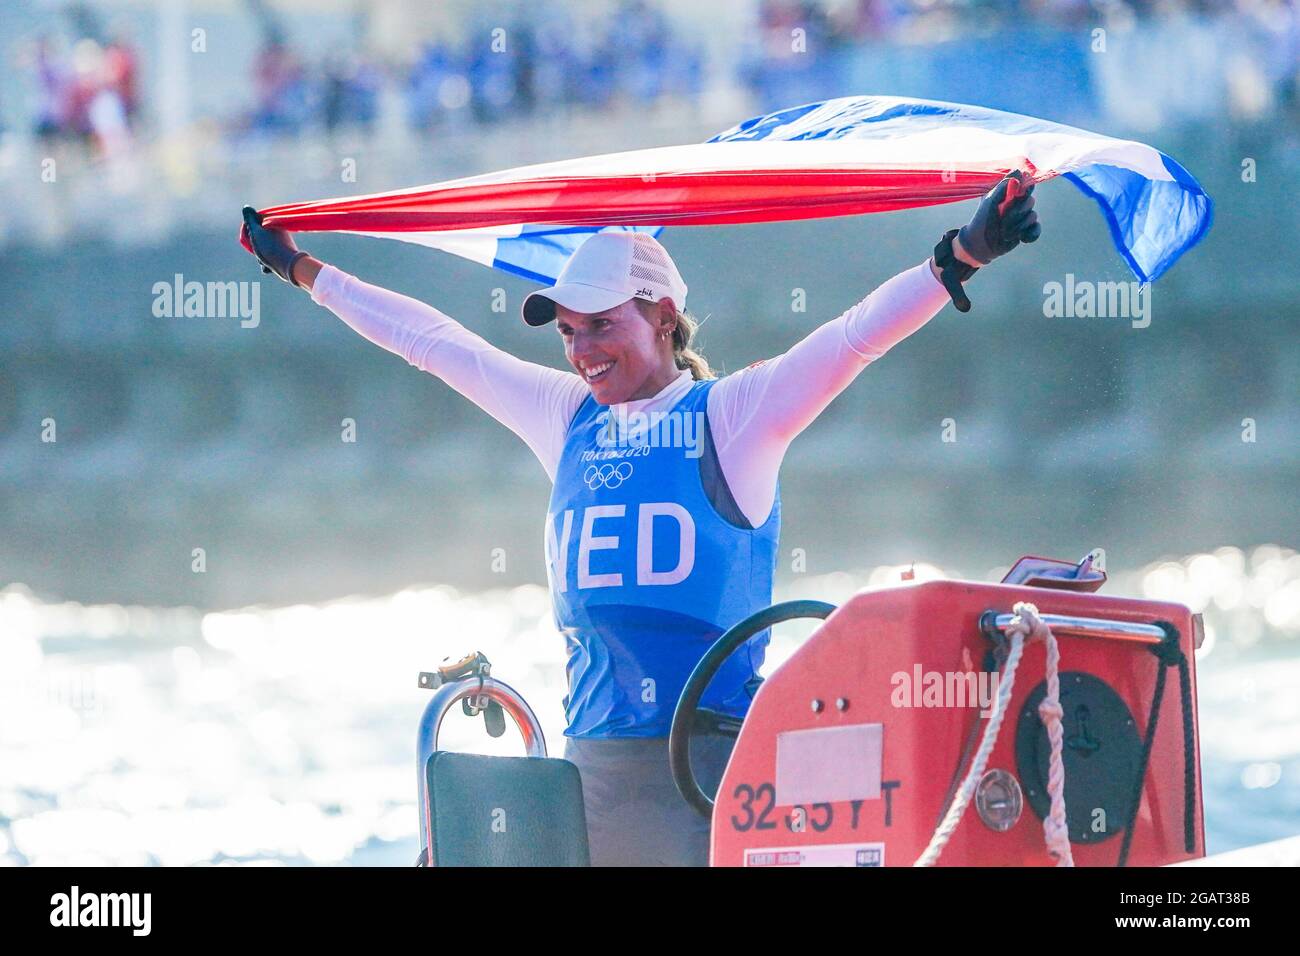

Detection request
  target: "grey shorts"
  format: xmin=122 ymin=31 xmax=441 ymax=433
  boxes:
xmin=562 ymin=734 xmax=735 ymax=867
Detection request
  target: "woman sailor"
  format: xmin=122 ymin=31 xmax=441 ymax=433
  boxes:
xmin=240 ymin=171 xmax=1039 ymax=866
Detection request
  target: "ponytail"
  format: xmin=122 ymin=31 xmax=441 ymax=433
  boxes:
xmin=670 ymin=309 xmax=714 ymax=381
xmin=635 ymin=298 xmax=714 ymax=380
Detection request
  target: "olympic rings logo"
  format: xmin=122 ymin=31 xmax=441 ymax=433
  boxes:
xmin=584 ymin=462 xmax=633 ymax=490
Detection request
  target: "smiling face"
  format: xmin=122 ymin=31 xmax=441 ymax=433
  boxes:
xmin=556 ymin=297 xmax=680 ymax=404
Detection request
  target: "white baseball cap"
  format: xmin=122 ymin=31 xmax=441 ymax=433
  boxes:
xmin=522 ymin=231 xmax=688 ymax=326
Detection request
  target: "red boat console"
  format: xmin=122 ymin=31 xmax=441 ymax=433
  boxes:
xmin=709 ymin=570 xmax=1204 ymax=867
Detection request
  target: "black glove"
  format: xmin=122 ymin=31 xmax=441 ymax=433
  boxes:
xmin=956 ymin=169 xmax=1041 ymax=265
xmin=240 ymin=205 xmax=309 ymax=286
xmin=933 ymin=229 xmax=979 ymax=313
xmin=935 ymin=170 xmax=1042 ymax=312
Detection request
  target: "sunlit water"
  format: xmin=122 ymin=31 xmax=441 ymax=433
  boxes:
xmin=2 ymin=545 xmax=1297 ymax=866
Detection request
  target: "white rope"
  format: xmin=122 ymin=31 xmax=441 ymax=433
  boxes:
xmin=914 ymin=601 xmax=1074 ymax=866
xmin=1031 ymin=603 xmax=1074 ymax=866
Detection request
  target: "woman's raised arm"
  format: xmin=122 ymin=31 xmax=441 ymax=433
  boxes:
xmin=309 ymin=265 xmax=588 ymax=479
xmin=705 ymin=260 xmax=954 ymax=527
xmin=710 ymin=259 xmax=952 ymax=451
xmin=706 ymin=172 xmax=1040 ymax=527
xmin=240 ymin=209 xmax=587 ymax=481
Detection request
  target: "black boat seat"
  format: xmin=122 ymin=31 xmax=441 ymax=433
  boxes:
xmin=424 ymin=751 xmax=590 ymax=866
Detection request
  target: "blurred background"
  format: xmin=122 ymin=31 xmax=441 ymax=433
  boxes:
xmin=0 ymin=0 xmax=1296 ymax=865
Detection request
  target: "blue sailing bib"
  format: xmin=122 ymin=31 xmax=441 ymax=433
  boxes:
xmin=545 ymin=379 xmax=780 ymax=738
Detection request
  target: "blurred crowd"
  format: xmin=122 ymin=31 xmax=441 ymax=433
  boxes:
xmin=743 ymin=0 xmax=1300 ymax=117
xmin=243 ymin=37 xmax=384 ymax=137
xmin=18 ymin=31 xmax=139 ymax=155
xmin=746 ymin=0 xmax=1300 ymax=40
xmin=7 ymin=0 xmax=1299 ymax=154
xmin=403 ymin=1 xmax=705 ymax=130
xmin=240 ymin=0 xmax=705 ymax=139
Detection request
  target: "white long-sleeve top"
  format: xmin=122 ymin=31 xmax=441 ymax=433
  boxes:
xmin=311 ymin=261 xmax=951 ymax=527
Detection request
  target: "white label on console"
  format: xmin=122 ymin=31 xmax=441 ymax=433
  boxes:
xmin=744 ymin=842 xmax=885 ymax=867
xmin=774 ymin=723 xmax=883 ymax=807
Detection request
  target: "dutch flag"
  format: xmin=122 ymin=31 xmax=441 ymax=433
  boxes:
xmin=248 ymin=95 xmax=1212 ymax=286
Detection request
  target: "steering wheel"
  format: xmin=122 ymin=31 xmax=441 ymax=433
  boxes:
xmin=669 ymin=600 xmax=837 ymax=819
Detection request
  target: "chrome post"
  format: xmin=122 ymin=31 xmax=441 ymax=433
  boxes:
xmin=986 ymin=611 xmax=1169 ymax=646
xmin=415 ymin=676 xmax=548 ymax=852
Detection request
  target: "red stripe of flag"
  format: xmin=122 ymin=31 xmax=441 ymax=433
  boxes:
xmin=256 ymin=168 xmax=1030 ymax=234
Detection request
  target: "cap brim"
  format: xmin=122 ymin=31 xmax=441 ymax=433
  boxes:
xmin=522 ymin=283 xmax=633 ymax=326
